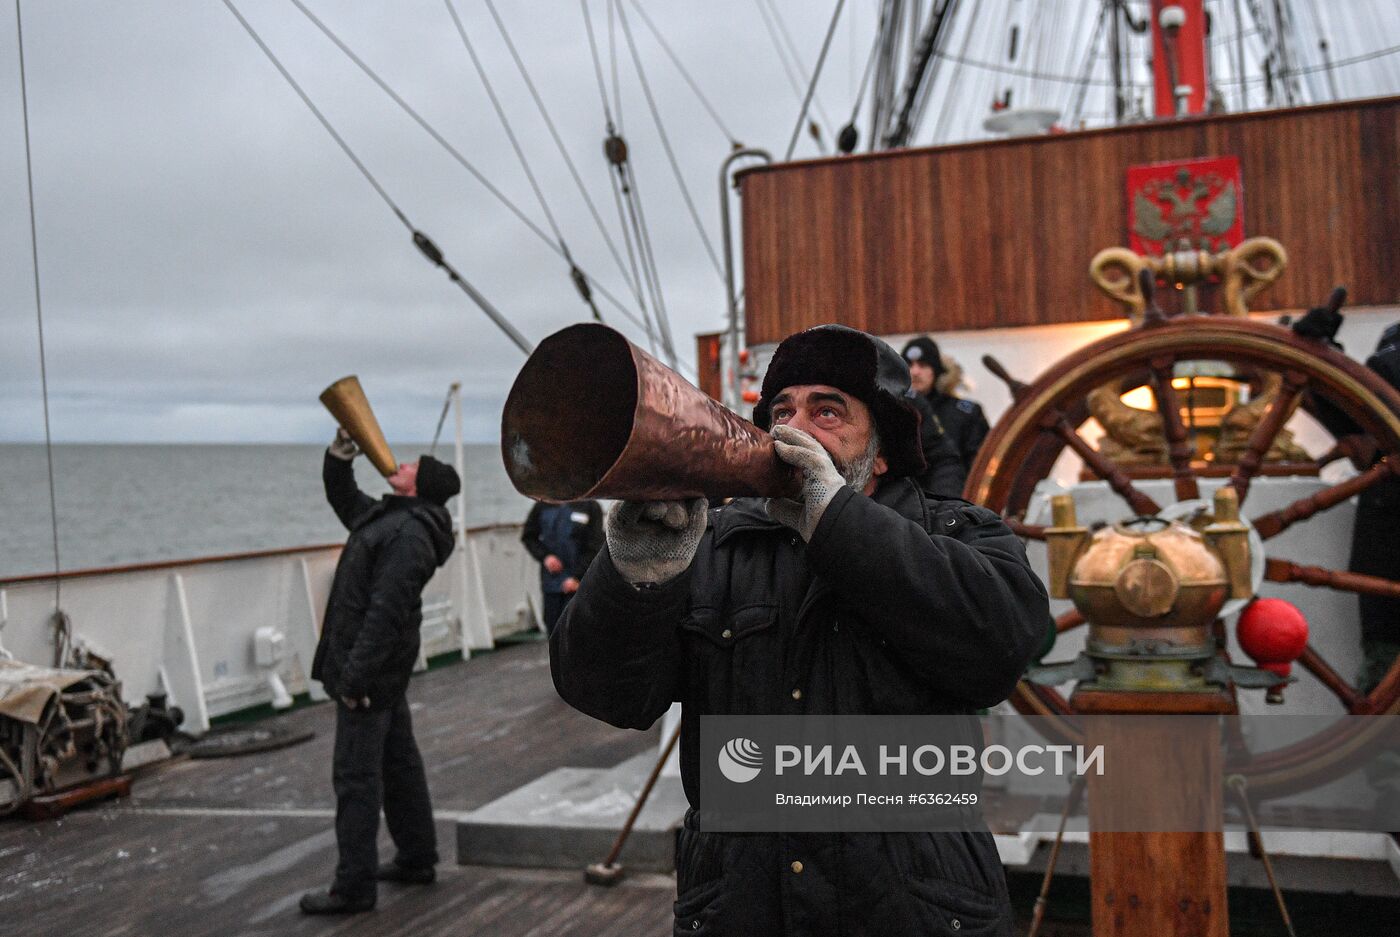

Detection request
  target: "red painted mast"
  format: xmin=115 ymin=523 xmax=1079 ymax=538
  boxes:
xmin=1150 ymin=1 xmax=1208 ymax=116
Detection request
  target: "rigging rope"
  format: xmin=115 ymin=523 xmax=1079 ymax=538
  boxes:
xmin=608 ymin=0 xmax=624 ymax=133
xmin=13 ymin=0 xmax=62 ymax=610
xmin=760 ymin=0 xmax=837 ymax=132
xmin=606 ymin=164 xmax=659 ymax=355
xmin=785 ymin=0 xmax=847 ymax=161
xmin=754 ymin=0 xmax=811 ymax=109
xmin=626 ymin=0 xmax=740 ymax=147
xmin=583 ymin=1 xmax=657 ymax=352
xmin=223 ymin=0 xmax=533 ymax=355
xmin=442 ymin=0 xmax=605 ymax=324
xmin=848 ymin=25 xmax=880 ymax=125
xmin=601 ymin=1 xmax=677 ymax=368
xmin=225 ymin=1 xmax=411 ymax=228
xmin=624 ymin=168 xmax=677 ymax=367
xmin=616 ymin=2 xmax=726 ymax=281
xmin=479 ymin=0 xmax=635 ymax=316
xmin=281 ymin=0 xmax=657 ymax=342
xmin=429 ymin=384 xmax=454 ymax=456
xmin=1067 ymin=1 xmax=1110 ymax=127
xmin=444 ymin=0 xmax=563 ymax=248
xmin=581 ymin=0 xmax=616 ymax=127
xmin=928 ymin=35 xmax=1400 ymax=87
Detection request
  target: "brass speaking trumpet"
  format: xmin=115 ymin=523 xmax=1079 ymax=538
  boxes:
xmin=501 ymin=324 xmax=797 ymax=502
xmin=320 ymin=375 xmax=397 ymax=477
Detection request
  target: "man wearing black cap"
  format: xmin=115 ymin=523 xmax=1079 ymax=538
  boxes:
xmin=551 ymin=326 xmax=1048 ymax=934
xmin=301 ymin=429 xmax=461 ymax=915
xmin=902 ymin=335 xmax=991 ymax=474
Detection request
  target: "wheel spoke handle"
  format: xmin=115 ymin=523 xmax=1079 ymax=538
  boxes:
xmin=1007 ymin=518 xmax=1046 ymax=540
xmin=1056 ymin=609 xmax=1086 ymax=634
xmin=1252 ymin=458 xmax=1399 ymax=540
xmin=982 ymin=354 xmax=1031 ymax=403
xmin=1044 ymin=412 xmax=1162 ymax=516
xmin=1297 ymin=645 xmax=1366 ymax=712
xmin=1150 ymin=355 xmax=1200 ymax=502
xmin=1264 ymin=556 xmax=1400 ymax=599
xmin=1229 ymin=371 xmax=1308 ymax=504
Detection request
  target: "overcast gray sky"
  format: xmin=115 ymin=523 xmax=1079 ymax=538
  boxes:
xmin=0 ymin=0 xmax=879 ymax=443
xmin=6 ymin=2 xmax=1395 ymax=444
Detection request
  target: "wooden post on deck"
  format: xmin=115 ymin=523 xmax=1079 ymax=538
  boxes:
xmin=1071 ymin=688 xmax=1233 ymax=937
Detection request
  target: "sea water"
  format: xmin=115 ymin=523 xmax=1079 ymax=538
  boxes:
xmin=0 ymin=443 xmax=533 ymax=579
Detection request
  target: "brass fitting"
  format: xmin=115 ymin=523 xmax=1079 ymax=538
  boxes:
xmin=1044 ymin=494 xmax=1088 ymax=599
xmin=1204 ymin=486 xmax=1253 ymax=600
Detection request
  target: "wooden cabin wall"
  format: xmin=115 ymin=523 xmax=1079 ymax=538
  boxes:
xmin=738 ymin=97 xmax=1400 ymax=345
xmin=695 ymin=331 xmax=723 ymax=399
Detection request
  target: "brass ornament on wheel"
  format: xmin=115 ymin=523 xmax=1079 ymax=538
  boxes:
xmin=1088 ymin=236 xmax=1287 ymax=321
xmin=967 ymin=310 xmax=1400 ymax=797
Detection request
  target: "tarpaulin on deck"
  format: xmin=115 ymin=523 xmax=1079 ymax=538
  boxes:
xmin=0 ymin=660 xmax=95 ymax=725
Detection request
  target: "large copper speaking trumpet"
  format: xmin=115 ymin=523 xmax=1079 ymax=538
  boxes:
xmin=501 ymin=324 xmax=797 ymax=502
xmin=320 ymin=375 xmax=397 ymax=477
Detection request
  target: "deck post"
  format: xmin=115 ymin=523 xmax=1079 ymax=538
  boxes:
xmin=295 ymin=557 xmax=329 ymax=701
xmin=164 ymin=572 xmax=210 ymax=733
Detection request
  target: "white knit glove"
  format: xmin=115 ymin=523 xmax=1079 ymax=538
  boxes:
xmin=328 ymin=427 xmax=360 ymax=461
xmin=764 ymin=425 xmax=846 ymax=541
xmin=605 ymin=498 xmax=708 ymax=586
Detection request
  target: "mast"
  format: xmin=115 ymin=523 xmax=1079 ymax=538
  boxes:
xmin=1109 ymin=0 xmax=1125 ymax=123
xmin=885 ymin=0 xmax=957 ymax=147
xmin=1150 ymin=1 xmax=1208 ymax=117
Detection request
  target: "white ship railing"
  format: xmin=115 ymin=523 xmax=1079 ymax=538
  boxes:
xmin=0 ymin=523 xmax=541 ymax=733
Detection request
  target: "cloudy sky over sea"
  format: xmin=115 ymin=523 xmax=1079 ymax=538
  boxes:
xmin=0 ymin=0 xmax=879 ymax=444
xmin=5 ymin=2 xmax=1395 ymax=445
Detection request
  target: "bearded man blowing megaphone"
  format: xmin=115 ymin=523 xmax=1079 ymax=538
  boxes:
xmin=549 ymin=324 xmax=1049 ymax=935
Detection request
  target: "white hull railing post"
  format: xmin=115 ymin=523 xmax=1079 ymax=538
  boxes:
xmin=450 ymin=383 xmax=494 ymax=654
xmin=451 ymin=381 xmax=473 ymax=659
xmin=164 ymin=571 xmax=210 ymax=734
xmin=295 ymin=556 xmax=330 ymax=701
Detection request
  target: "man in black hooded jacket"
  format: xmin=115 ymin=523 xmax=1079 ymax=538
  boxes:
xmin=551 ymin=325 xmax=1048 ymax=935
xmin=301 ymin=429 xmax=460 ymax=915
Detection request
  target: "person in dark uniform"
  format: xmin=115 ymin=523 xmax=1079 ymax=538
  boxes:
xmin=1351 ymin=326 xmax=1400 ymax=694
xmin=301 ymin=428 xmax=460 ymax=915
xmin=902 ymin=336 xmax=991 ymax=474
xmin=521 ymin=500 xmax=604 ymax=635
xmin=908 ymin=392 xmax=968 ymax=498
xmin=1292 ymin=311 xmax=1400 ymax=694
xmin=551 ymin=325 xmax=1048 ymax=935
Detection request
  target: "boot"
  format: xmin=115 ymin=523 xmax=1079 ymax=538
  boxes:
xmin=376 ymin=860 xmax=436 ymax=884
xmin=299 ymin=887 xmax=375 ymax=914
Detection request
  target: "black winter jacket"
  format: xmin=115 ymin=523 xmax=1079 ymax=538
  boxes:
xmin=909 ymin=394 xmax=968 ymax=498
xmin=312 ymin=453 xmax=455 ymax=709
xmin=551 ymin=476 xmax=1048 ymax=936
xmin=924 ymin=391 xmax=991 ymax=475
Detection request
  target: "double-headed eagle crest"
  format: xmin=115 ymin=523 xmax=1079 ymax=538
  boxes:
xmin=1133 ymin=167 xmax=1238 ymax=252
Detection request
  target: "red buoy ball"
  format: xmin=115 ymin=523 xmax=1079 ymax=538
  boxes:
xmin=1237 ymin=598 xmax=1309 ymax=676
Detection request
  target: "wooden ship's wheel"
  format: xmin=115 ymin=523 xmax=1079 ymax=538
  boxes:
xmin=965 ymin=240 xmax=1400 ymax=801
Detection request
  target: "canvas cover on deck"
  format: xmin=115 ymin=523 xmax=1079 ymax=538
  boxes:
xmin=0 ymin=659 xmax=96 ymax=725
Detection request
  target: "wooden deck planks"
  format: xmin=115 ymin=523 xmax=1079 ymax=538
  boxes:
xmin=0 ymin=641 xmax=670 ymax=936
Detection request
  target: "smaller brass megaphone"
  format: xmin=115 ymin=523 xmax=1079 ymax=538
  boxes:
xmin=319 ymin=375 xmax=397 ymax=477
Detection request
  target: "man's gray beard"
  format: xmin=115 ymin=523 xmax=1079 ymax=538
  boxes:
xmin=836 ymin=431 xmax=882 ymax=491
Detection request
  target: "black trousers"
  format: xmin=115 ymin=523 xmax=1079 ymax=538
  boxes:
xmin=542 ymin=591 xmax=573 ymax=636
xmin=332 ymin=695 xmax=438 ymax=899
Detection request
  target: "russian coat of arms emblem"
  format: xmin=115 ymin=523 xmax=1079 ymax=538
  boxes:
xmin=1127 ymin=155 xmax=1244 ymax=256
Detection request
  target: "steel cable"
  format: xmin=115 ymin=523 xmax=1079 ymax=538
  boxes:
xmin=224 ymin=0 xmax=534 ymax=354
xmin=13 ymin=0 xmax=63 ymax=607
xmin=626 ymin=0 xmax=741 ymax=147
xmin=281 ymin=0 xmax=658 ymax=342
xmin=478 ymin=0 xmax=638 ymax=311
xmin=616 ymin=2 xmax=726 ymax=281
xmin=785 ymin=0 xmax=847 ymax=161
